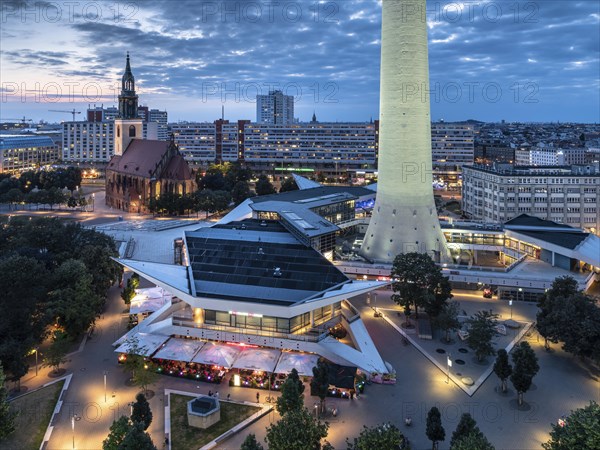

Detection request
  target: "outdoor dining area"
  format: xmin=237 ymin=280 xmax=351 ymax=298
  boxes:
xmin=115 ymin=334 xmax=367 ymax=398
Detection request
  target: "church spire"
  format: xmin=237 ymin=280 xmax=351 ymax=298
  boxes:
xmin=118 ymin=52 xmax=138 ymax=119
xmin=311 ymin=111 xmax=317 ymax=123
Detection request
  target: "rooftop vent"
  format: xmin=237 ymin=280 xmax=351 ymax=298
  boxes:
xmin=258 ymin=247 xmax=264 ymax=255
xmin=260 ymin=221 xmax=267 ymax=227
xmin=240 ymin=224 xmax=247 ymax=230
xmin=273 ymin=267 xmax=282 ymax=278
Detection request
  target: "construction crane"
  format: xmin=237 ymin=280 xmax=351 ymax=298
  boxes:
xmin=49 ymin=109 xmax=81 ymax=121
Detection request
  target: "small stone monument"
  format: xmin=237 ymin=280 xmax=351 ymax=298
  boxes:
xmin=187 ymin=395 xmax=220 ymax=429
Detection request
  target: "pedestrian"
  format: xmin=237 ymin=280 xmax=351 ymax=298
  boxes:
xmin=256 ymin=392 xmax=260 ymax=403
xmin=215 ymin=391 xmax=219 ymax=398
xmin=164 ymin=436 xmax=169 ymax=447
xmin=350 ymin=389 xmax=355 ymax=400
xmin=227 ymin=393 xmax=231 ymax=401
xmin=208 ymin=390 xmax=213 ymax=396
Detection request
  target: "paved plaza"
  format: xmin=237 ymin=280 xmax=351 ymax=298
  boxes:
xmin=12 ymin=279 xmax=599 ymax=450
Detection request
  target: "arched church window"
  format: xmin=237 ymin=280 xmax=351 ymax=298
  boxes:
xmin=129 ymin=125 xmax=136 ymax=137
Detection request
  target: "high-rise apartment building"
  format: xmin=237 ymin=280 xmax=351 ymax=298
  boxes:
xmin=139 ymin=106 xmax=168 ymax=140
xmin=256 ymin=90 xmax=294 ymax=124
xmin=462 ymin=163 xmax=600 ymax=232
xmin=431 ymin=122 xmax=475 ymax=167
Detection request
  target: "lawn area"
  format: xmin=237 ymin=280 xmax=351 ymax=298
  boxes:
xmin=1 ymin=380 xmax=64 ymax=450
xmin=170 ymin=394 xmax=261 ymax=450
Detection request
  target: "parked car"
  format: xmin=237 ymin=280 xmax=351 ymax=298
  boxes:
xmin=483 ymin=288 xmax=493 ymax=298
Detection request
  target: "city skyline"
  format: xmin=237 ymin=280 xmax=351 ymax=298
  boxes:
xmin=1 ymin=0 xmax=599 ymax=124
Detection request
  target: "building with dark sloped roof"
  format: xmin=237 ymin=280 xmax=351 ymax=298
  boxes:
xmin=105 ymin=55 xmax=195 ymax=212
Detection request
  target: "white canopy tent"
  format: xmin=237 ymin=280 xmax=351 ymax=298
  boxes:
xmin=115 ymin=333 xmax=169 ymax=357
xmin=274 ymin=351 xmax=320 ymax=377
xmin=232 ymin=348 xmax=282 ymax=373
xmin=152 ymin=338 xmax=205 ymax=362
xmin=130 ymin=287 xmax=173 ymax=314
xmin=192 ymin=342 xmax=242 ymax=368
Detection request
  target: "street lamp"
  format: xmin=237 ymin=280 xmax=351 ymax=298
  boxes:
xmin=518 ymin=287 xmax=523 ymax=303
xmin=33 ymin=348 xmax=39 ymax=376
xmin=138 ymin=194 xmax=142 ymax=214
xmin=103 ymin=371 xmax=108 ymax=403
xmin=509 ymin=299 xmax=513 ymax=319
xmin=446 ymin=354 xmax=452 ymax=384
xmin=91 ymin=193 xmax=95 ymax=212
xmin=71 ymin=415 xmax=75 ymax=449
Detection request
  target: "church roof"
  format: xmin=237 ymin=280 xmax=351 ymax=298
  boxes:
xmin=163 ymin=154 xmax=194 ymax=181
xmin=107 ymin=139 xmax=170 ymax=178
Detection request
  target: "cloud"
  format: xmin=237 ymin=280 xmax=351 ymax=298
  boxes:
xmin=0 ymin=0 xmax=598 ymax=122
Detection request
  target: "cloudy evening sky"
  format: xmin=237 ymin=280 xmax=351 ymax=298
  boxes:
xmin=1 ymin=0 xmax=598 ymax=123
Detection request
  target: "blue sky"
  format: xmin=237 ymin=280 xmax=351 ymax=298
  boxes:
xmin=1 ymin=0 xmax=599 ymax=123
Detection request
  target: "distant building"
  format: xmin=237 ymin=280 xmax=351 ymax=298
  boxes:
xmin=462 ymin=163 xmax=600 ymax=233
xmin=105 ymin=54 xmax=195 ymax=213
xmin=474 ymin=145 xmax=516 ymax=164
xmin=62 ymin=103 xmax=166 ymax=163
xmin=0 ymin=135 xmax=59 ymax=174
xmin=139 ymin=106 xmax=168 ymax=140
xmin=256 ymin=90 xmax=294 ymax=124
xmin=515 ymin=147 xmax=587 ymax=166
xmin=171 ymin=121 xmax=379 ymax=176
xmin=431 ymin=123 xmax=475 ymax=167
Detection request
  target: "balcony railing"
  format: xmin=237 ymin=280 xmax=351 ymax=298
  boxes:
xmin=172 ymin=317 xmax=332 ymax=343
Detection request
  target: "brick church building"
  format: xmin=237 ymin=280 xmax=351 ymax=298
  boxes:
xmin=105 ymin=54 xmax=195 ymax=213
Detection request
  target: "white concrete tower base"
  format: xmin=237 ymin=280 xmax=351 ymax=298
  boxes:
xmin=360 ymin=0 xmax=448 ymax=263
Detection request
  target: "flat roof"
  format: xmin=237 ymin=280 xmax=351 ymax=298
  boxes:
xmin=252 ymin=185 xmax=374 ymax=204
xmin=186 ymin=221 xmax=349 ymax=305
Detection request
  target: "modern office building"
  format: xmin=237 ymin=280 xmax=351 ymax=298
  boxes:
xmin=256 ymin=90 xmax=294 ymax=124
xmin=360 ymin=0 xmax=448 ymax=263
xmin=462 ymin=163 xmax=600 ymax=233
xmin=0 ymin=135 xmax=59 ymax=174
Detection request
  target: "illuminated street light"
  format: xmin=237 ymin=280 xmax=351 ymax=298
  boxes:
xmin=446 ymin=354 xmax=452 ymax=384
xmin=71 ymin=415 xmax=75 ymax=449
xmin=509 ymin=299 xmax=513 ymax=319
xmin=103 ymin=371 xmax=108 ymax=403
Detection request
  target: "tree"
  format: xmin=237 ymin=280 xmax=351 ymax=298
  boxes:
xmin=310 ymin=359 xmax=330 ymax=415
xmin=122 ymin=339 xmax=157 ymax=396
xmin=119 ymin=421 xmax=158 ymax=450
xmin=466 ymin=310 xmax=498 ymax=362
xmin=279 ymin=177 xmax=298 ymax=193
xmin=450 ymin=413 xmax=479 ymax=448
xmin=241 ymin=433 xmax=264 ymax=450
xmin=276 ymin=368 xmax=305 ymax=416
xmin=255 ymin=175 xmax=276 ymax=196
xmin=67 ymin=196 xmax=77 ymax=208
xmin=542 ymin=401 xmax=600 ymax=450
xmin=103 ymin=416 xmax=131 ymax=450
xmin=131 ymin=392 xmax=152 ymax=430
xmin=265 ymin=408 xmax=330 ymax=450
xmin=434 ymin=301 xmax=461 ymax=343
xmin=0 ymin=364 xmax=16 ymax=439
xmin=537 ymin=276 xmax=579 ymax=350
xmin=426 ymin=406 xmax=445 ymax=450
xmin=391 ymin=253 xmax=452 ymax=322
xmin=232 ymin=180 xmax=253 ymax=205
xmin=48 ymin=259 xmax=102 ymax=337
xmin=194 ymin=189 xmax=216 ymax=218
xmin=451 ymin=430 xmax=495 ymax=450
xmin=346 ymin=423 xmax=405 ymax=449
xmin=212 ymin=190 xmax=232 ymax=213
xmin=493 ymin=349 xmax=512 ymax=393
xmin=510 ymin=342 xmax=539 ymax=406
xmin=43 ymin=330 xmax=70 ymax=374
xmin=0 ymin=255 xmax=49 ymax=388
xmin=121 ymin=285 xmax=135 ymax=305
